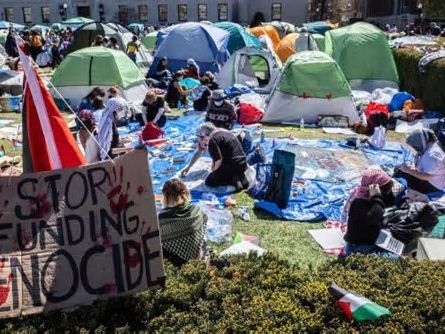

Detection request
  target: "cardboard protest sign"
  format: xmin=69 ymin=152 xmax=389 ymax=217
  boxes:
xmin=0 ymin=149 xmax=165 ymax=319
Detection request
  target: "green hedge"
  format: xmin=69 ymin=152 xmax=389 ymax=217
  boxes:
xmin=393 ymin=48 xmax=445 ymax=112
xmin=1 ymin=255 xmax=445 ymax=333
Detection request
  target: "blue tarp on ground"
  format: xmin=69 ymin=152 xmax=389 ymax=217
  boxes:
xmin=118 ymin=114 xmax=414 ymax=222
xmin=255 ymin=139 xmax=413 ymax=222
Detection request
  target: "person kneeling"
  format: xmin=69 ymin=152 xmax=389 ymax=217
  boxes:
xmin=343 ymin=170 xmax=397 ymax=257
xmin=158 ymin=179 xmax=207 ymax=267
xmin=181 ymin=123 xmax=251 ymax=191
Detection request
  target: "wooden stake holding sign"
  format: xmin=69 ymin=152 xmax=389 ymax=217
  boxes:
xmin=0 ymin=149 xmax=165 ymax=319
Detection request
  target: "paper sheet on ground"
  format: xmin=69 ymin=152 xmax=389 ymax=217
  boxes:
xmin=309 ymin=228 xmax=346 ymax=250
xmin=177 ymin=157 xmax=236 ymax=194
xmin=395 ymin=119 xmax=439 ymax=133
xmin=323 ymin=127 xmax=355 ymax=135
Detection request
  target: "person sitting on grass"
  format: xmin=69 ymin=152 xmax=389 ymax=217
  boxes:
xmin=343 ymin=169 xmax=398 ymax=257
xmin=394 ymin=129 xmax=445 ymax=194
xmin=158 ymin=178 xmax=208 ymax=267
xmin=181 ymin=123 xmax=251 ymax=191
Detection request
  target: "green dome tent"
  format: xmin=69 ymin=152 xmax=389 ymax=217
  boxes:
xmin=50 ymin=47 xmax=147 ymax=107
xmin=62 ymin=16 xmax=94 ymax=28
xmin=215 ymin=22 xmax=261 ymax=54
xmin=264 ymin=51 xmax=359 ymax=124
xmin=325 ymin=22 xmax=399 ymax=91
xmin=142 ymin=31 xmax=158 ymax=51
xmin=67 ymin=22 xmax=120 ymax=53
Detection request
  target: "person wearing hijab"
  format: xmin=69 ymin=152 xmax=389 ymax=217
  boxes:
xmin=184 ymin=58 xmax=200 ymax=80
xmin=158 ymin=178 xmax=208 ymax=267
xmin=395 ymin=129 xmax=445 ymax=193
xmin=98 ymin=98 xmax=126 ymax=160
xmin=343 ymin=169 xmax=396 ymax=257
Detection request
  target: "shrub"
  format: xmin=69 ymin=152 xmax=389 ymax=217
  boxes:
xmin=1 ymin=254 xmax=445 ymax=333
xmin=393 ymin=48 xmax=445 ymax=112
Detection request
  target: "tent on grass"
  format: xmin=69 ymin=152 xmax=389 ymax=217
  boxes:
xmin=325 ymin=22 xmax=399 ymax=91
xmin=107 ymin=22 xmax=153 ymax=66
xmin=264 ymin=51 xmax=359 ymax=124
xmin=265 ymin=21 xmax=296 ymax=38
xmin=215 ymin=22 xmax=260 ymax=54
xmin=312 ymin=33 xmax=326 ymax=52
xmin=68 ymin=22 xmax=152 ymax=66
xmin=50 ymin=47 xmax=147 ymax=107
xmin=0 ymin=69 xmax=23 ymax=95
xmin=67 ymin=22 xmax=120 ymax=53
xmin=62 ymin=16 xmax=94 ymax=29
xmin=217 ymin=46 xmax=281 ymax=94
xmin=276 ymin=33 xmax=318 ymax=63
xmin=148 ymin=22 xmax=229 ymax=77
xmin=128 ymin=23 xmax=145 ymax=35
xmin=142 ymin=31 xmax=158 ymax=51
xmin=249 ymin=25 xmax=281 ymax=50
xmin=304 ymin=21 xmax=335 ymax=35
xmin=0 ymin=21 xmax=25 ymax=31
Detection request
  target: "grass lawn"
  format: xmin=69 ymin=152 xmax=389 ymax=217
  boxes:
xmin=0 ymin=109 xmax=407 ymax=269
xmin=214 ymin=125 xmax=406 ymax=268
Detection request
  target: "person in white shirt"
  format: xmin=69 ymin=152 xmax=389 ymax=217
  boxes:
xmin=395 ymin=129 xmax=445 ymax=193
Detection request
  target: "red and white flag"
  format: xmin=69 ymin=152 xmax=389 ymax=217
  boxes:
xmin=16 ymin=37 xmax=85 ymax=172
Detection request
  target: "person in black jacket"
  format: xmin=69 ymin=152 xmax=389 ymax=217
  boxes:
xmin=342 ymin=170 xmax=397 ymax=257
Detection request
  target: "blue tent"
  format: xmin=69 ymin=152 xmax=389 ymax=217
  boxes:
xmin=148 ymin=22 xmax=230 ymax=77
xmin=215 ymin=22 xmax=261 ymax=54
xmin=304 ymin=21 xmax=333 ymax=35
xmin=0 ymin=21 xmax=25 ymax=31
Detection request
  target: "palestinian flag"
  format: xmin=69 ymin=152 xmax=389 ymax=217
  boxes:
xmin=328 ymin=283 xmax=390 ymax=322
xmin=16 ymin=36 xmax=85 ymax=173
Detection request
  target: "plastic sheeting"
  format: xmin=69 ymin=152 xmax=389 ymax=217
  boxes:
xmin=254 ymin=138 xmax=413 ymax=222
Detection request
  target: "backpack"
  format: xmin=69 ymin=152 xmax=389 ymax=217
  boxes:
xmin=266 ymin=150 xmax=295 ymax=209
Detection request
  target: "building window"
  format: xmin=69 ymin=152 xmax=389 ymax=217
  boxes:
xmin=178 ymin=4 xmax=187 ymax=22
xmin=158 ymin=4 xmax=168 ymax=22
xmin=218 ymin=3 xmax=228 ymax=21
xmin=4 ymin=8 xmax=14 ymax=22
xmin=138 ymin=5 xmax=148 ymax=22
xmin=22 ymin=7 xmax=32 ymax=24
xmin=198 ymin=4 xmax=208 ymax=21
xmin=118 ymin=5 xmax=129 ymax=24
xmin=41 ymin=7 xmax=50 ymax=23
xmin=271 ymin=3 xmax=282 ymax=20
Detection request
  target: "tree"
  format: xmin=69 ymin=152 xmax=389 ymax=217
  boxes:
xmin=422 ymin=0 xmax=445 ymax=19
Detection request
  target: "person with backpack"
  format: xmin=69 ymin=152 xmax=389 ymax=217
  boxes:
xmin=394 ymin=129 xmax=445 ymax=193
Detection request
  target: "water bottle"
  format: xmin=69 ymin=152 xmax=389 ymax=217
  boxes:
xmin=300 ymin=117 xmax=305 ymax=130
xmin=260 ymin=130 xmax=265 ymax=143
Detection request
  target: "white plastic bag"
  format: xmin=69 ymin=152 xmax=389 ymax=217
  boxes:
xmin=370 ymin=126 xmax=386 ymax=149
